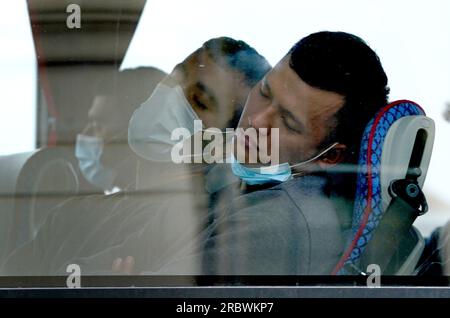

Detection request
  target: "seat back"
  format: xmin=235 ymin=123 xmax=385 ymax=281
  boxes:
xmin=0 ymin=147 xmax=81 ymax=256
xmin=0 ymin=151 xmax=38 ymax=260
xmin=333 ymin=100 xmax=435 ymax=275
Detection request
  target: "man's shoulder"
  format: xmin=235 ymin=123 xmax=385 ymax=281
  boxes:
xmin=240 ymin=175 xmax=328 ymax=202
xmin=226 ymin=175 xmax=333 ymax=220
xmin=210 ymin=175 xmax=345 ymax=275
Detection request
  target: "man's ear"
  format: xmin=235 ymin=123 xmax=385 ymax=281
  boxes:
xmin=317 ymin=143 xmax=347 ymax=169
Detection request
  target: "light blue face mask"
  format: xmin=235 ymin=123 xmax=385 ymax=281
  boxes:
xmin=230 ymin=142 xmax=338 ymax=186
xmin=75 ymin=134 xmax=117 ymax=191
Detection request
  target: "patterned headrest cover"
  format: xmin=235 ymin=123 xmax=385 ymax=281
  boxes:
xmin=332 ymin=100 xmax=425 ymax=275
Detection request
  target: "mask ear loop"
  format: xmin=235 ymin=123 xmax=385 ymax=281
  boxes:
xmin=290 ymin=142 xmax=339 ymax=177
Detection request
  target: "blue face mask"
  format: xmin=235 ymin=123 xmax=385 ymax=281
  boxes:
xmin=230 ymin=155 xmax=291 ymax=185
xmin=75 ymin=134 xmax=117 ymax=191
xmin=230 ymin=142 xmax=338 ymax=186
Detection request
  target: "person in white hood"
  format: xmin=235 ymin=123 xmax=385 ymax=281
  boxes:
xmin=128 ymin=37 xmax=271 ymax=163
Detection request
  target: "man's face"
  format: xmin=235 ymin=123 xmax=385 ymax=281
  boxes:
xmin=81 ymin=95 xmax=125 ymax=143
xmin=237 ymin=55 xmax=345 ymax=166
xmin=173 ymin=49 xmax=251 ymax=129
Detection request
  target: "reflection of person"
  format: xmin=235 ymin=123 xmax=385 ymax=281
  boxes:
xmin=128 ymin=37 xmax=271 ymax=162
xmin=75 ymin=67 xmax=166 ymax=193
xmin=81 ymin=31 xmax=391 ymax=276
xmin=0 ymin=37 xmax=271 ymax=276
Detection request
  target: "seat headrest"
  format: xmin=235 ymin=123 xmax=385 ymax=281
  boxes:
xmin=333 ymin=100 xmax=435 ymax=275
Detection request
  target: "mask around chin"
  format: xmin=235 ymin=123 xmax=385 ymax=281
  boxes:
xmin=230 ymin=142 xmax=339 ymax=186
xmin=128 ymin=76 xmax=201 ymax=162
xmin=230 ymin=153 xmax=292 ymax=186
xmin=75 ymin=134 xmax=117 ymax=191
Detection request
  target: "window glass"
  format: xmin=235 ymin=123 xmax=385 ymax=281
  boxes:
xmin=0 ymin=0 xmax=449 ymax=287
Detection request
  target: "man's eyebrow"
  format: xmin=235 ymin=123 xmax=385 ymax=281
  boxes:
xmin=265 ymin=76 xmax=306 ymax=132
xmin=278 ymin=105 xmax=306 ymax=132
xmin=261 ymin=76 xmax=271 ymax=95
xmin=195 ymin=81 xmax=217 ymax=105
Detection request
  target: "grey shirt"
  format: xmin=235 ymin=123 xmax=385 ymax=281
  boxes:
xmin=150 ymin=175 xmax=348 ymax=275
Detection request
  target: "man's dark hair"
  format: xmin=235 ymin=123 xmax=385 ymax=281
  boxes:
xmin=200 ymin=37 xmax=271 ymax=128
xmin=202 ymin=37 xmax=271 ymax=87
xmin=289 ymin=31 xmax=390 ymax=198
xmin=289 ymin=31 xmax=389 ymax=163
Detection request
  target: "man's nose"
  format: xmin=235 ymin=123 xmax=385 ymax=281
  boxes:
xmin=250 ymin=106 xmax=276 ymax=132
